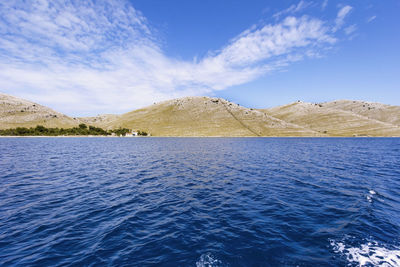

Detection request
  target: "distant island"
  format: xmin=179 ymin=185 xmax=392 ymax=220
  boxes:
xmin=1 ymin=93 xmax=400 ymax=137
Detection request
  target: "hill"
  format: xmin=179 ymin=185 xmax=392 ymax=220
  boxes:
xmin=79 ymin=114 xmax=121 ymax=127
xmin=322 ymin=100 xmax=400 ymax=126
xmin=0 ymin=93 xmax=79 ymax=129
xmin=262 ymin=101 xmax=400 ymax=137
xmin=1 ymin=93 xmax=399 ymax=137
xmin=97 ymin=97 xmax=319 ymax=136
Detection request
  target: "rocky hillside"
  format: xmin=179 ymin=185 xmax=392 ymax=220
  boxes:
xmin=79 ymin=114 xmax=121 ymax=127
xmin=97 ymin=96 xmax=319 ymax=136
xmin=1 ymin=92 xmax=399 ymax=136
xmin=322 ymin=100 xmax=400 ymax=126
xmin=262 ymin=101 xmax=400 ymax=137
xmin=0 ymin=93 xmax=79 ymax=129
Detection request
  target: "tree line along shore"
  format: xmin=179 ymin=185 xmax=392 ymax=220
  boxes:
xmin=0 ymin=124 xmax=148 ymax=136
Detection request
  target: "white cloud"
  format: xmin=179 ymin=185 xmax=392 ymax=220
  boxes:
xmin=333 ymin=5 xmax=352 ymax=32
xmin=367 ymin=15 xmax=377 ymax=23
xmin=0 ymin=0 xmax=341 ymax=116
xmin=344 ymin=24 xmax=357 ymax=35
xmin=273 ymin=1 xmax=311 ymax=19
xmin=321 ymin=0 xmax=328 ymax=11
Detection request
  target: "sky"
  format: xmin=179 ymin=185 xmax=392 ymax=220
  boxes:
xmin=0 ymin=0 xmax=399 ymax=116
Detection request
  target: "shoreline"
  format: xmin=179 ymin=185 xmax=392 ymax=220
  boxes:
xmin=0 ymin=135 xmax=399 ymax=138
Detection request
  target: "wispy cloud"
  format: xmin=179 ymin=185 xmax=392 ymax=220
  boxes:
xmin=273 ymin=0 xmax=311 ymax=19
xmin=367 ymin=15 xmax=377 ymax=23
xmin=321 ymin=0 xmax=328 ymax=11
xmin=0 ymin=0 xmax=347 ymax=115
xmin=344 ymin=24 xmax=357 ymax=35
xmin=333 ymin=5 xmax=352 ymax=32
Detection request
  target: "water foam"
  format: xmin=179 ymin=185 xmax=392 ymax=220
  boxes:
xmin=330 ymin=239 xmax=400 ymax=266
xmin=196 ymin=253 xmax=223 ymax=267
xmin=366 ymin=189 xmax=377 ymax=203
xmin=369 ymin=190 xmax=376 ymax=195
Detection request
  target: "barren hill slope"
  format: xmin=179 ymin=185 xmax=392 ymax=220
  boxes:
xmin=79 ymin=114 xmax=121 ymax=127
xmin=2 ymin=92 xmax=399 ymax=137
xmin=100 ymin=97 xmax=320 ymax=136
xmin=262 ymin=101 xmax=400 ymax=137
xmin=0 ymin=93 xmax=79 ymax=129
xmin=322 ymin=100 xmax=400 ymax=126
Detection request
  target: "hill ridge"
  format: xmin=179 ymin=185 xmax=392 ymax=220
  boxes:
xmin=0 ymin=92 xmax=80 ymax=129
xmin=321 ymin=99 xmax=400 ymax=127
xmin=221 ymin=100 xmax=260 ymax=136
xmin=1 ymin=93 xmax=399 ymax=137
xmin=263 ymin=101 xmax=400 ymax=136
xmin=271 ymin=100 xmax=400 ymax=128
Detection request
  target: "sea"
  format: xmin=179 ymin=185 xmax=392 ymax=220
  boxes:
xmin=0 ymin=137 xmax=399 ymax=266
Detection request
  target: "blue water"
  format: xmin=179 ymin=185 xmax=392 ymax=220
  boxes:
xmin=0 ymin=138 xmax=399 ymax=266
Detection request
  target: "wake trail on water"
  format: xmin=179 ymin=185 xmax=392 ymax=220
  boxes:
xmin=330 ymin=238 xmax=400 ymax=266
xmin=196 ymin=253 xmax=225 ymax=267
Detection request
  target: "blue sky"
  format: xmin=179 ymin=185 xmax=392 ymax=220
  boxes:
xmin=0 ymin=0 xmax=399 ymax=116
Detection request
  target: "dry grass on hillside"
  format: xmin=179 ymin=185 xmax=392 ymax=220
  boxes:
xmin=102 ymin=97 xmax=320 ymax=136
xmin=322 ymin=100 xmax=400 ymax=126
xmin=0 ymin=93 xmax=79 ymax=129
xmin=1 ymin=92 xmax=400 ymax=137
xmin=263 ymin=101 xmax=400 ymax=137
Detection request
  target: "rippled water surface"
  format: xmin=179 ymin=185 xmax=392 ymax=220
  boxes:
xmin=1 ymin=137 xmax=400 ymax=266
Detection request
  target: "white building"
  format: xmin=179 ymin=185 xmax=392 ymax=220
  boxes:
xmin=125 ymin=130 xmax=138 ymax=137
